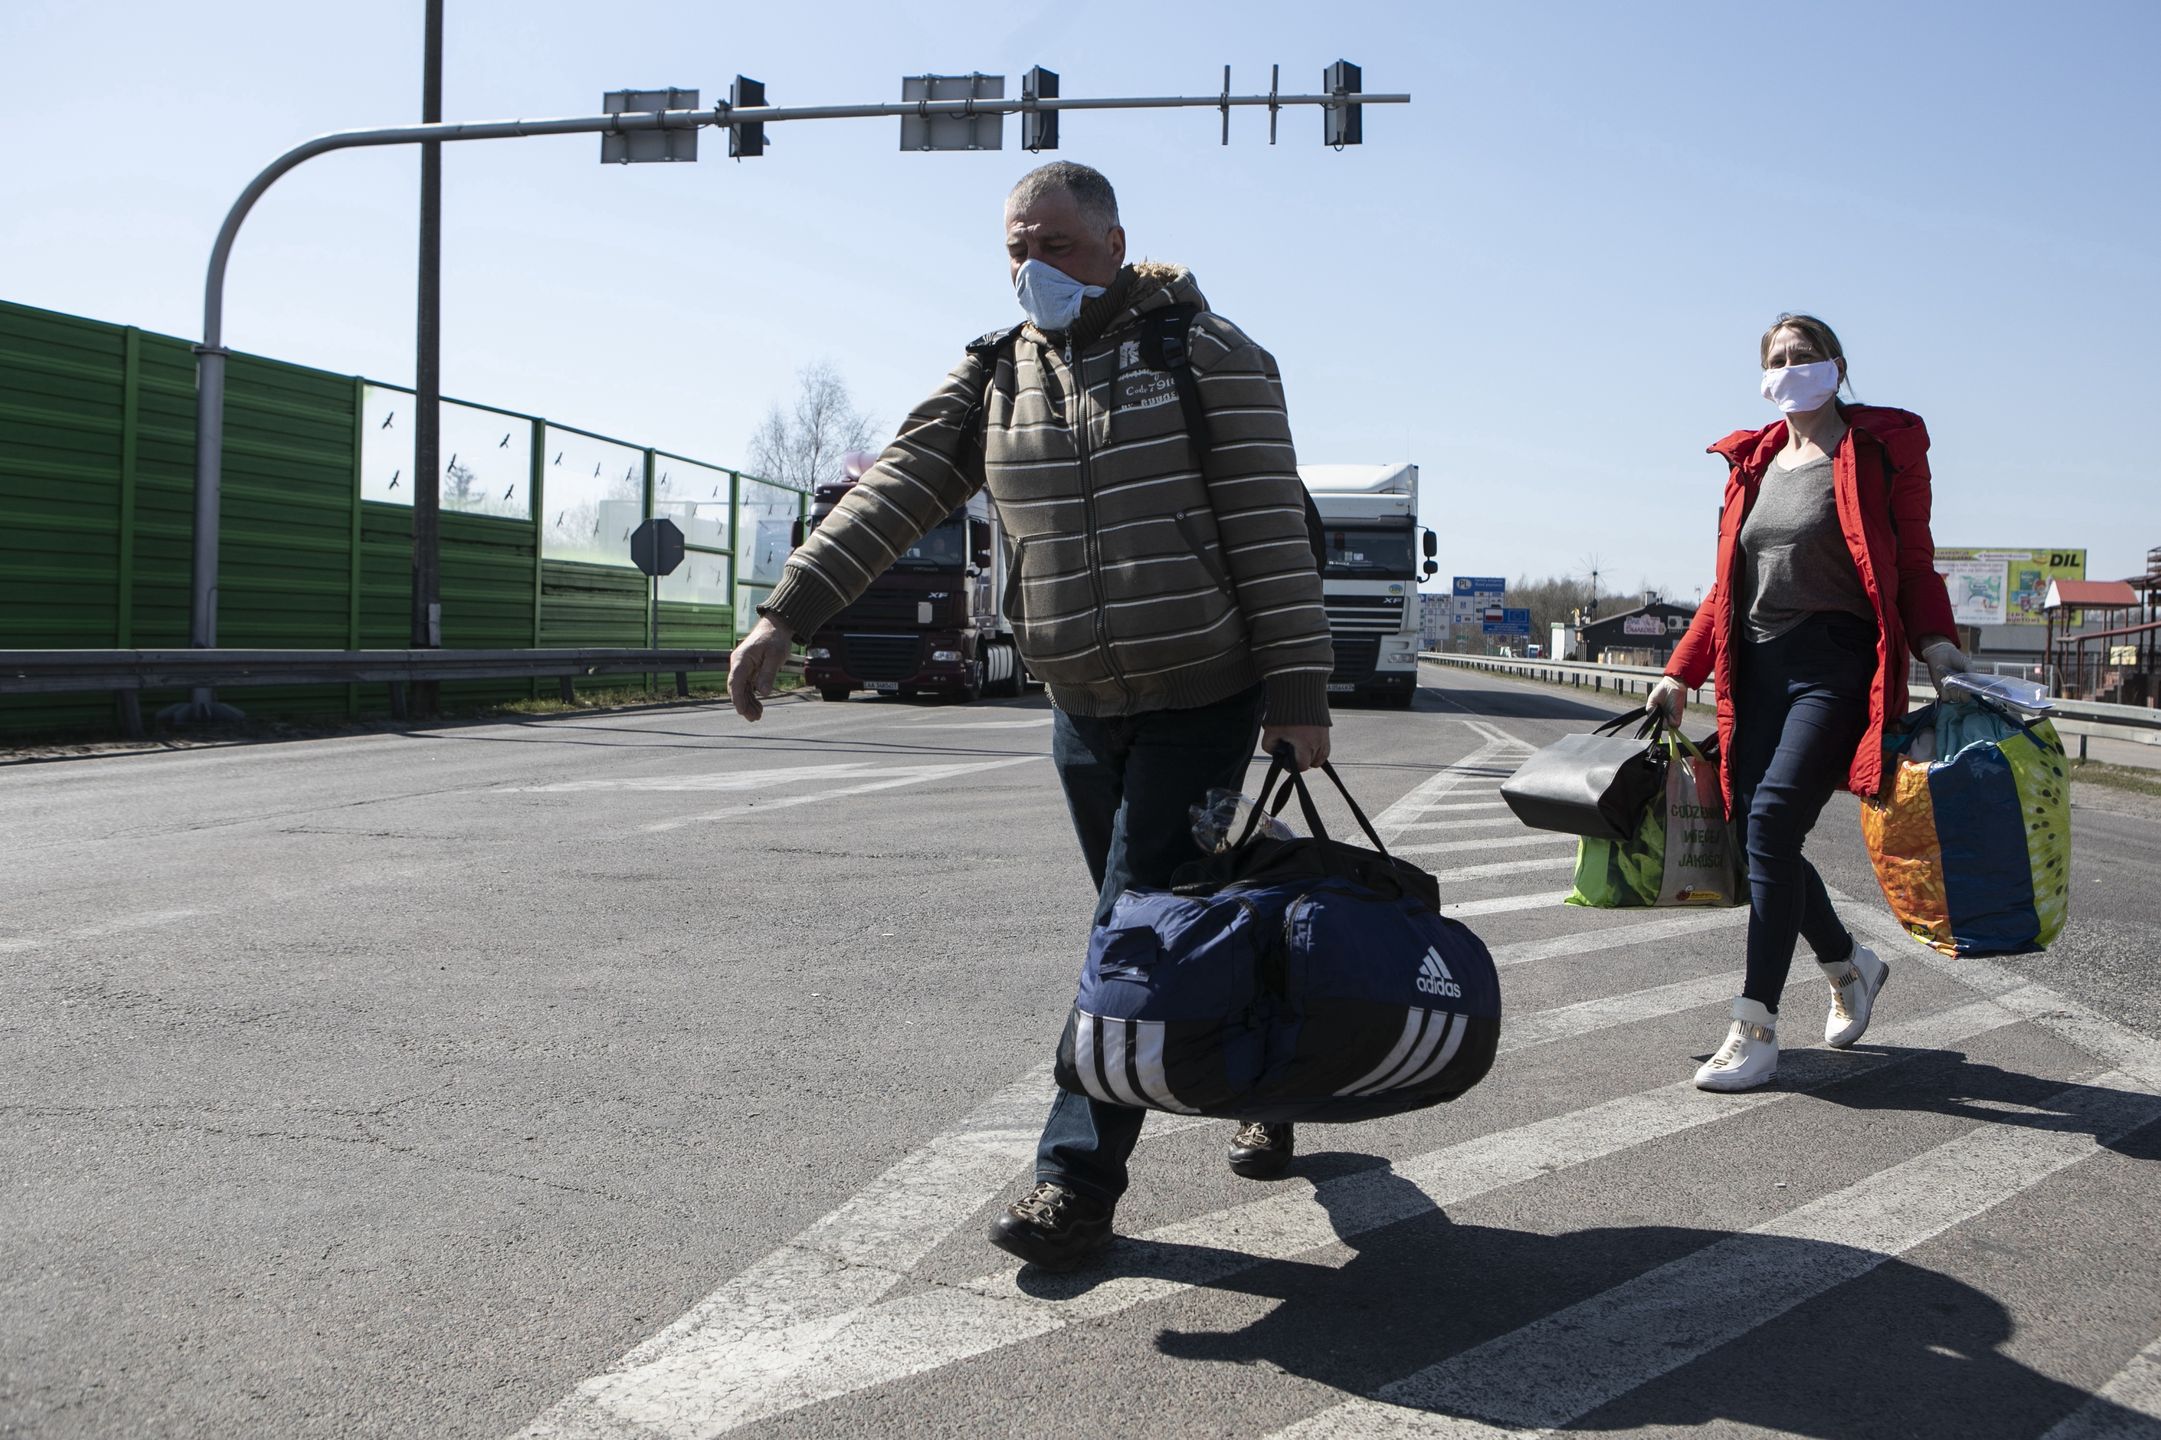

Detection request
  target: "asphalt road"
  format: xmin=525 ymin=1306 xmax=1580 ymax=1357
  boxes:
xmin=3 ymin=663 xmax=2158 ymax=1439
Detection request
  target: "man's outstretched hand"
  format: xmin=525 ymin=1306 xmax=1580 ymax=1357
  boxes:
xmin=727 ymin=616 xmax=795 ymax=722
xmin=1263 ymin=723 xmax=1331 ymax=772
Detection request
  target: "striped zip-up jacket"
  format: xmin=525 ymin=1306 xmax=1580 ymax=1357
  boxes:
xmin=758 ymin=262 xmax=1335 ymax=725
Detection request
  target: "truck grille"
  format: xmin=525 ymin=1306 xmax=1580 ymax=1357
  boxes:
xmin=1331 ymin=635 xmax=1381 ymax=684
xmin=835 ymin=590 xmax=935 ymax=629
xmin=843 ymin=633 xmax=921 ymax=681
xmin=1324 ymin=594 xmax=1407 ymax=635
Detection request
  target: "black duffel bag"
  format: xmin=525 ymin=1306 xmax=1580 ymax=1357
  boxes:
xmin=1498 ymin=708 xmax=1670 ymax=842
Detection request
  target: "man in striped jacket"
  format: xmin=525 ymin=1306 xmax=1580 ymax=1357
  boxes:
xmin=728 ymin=162 xmax=1334 ymax=1270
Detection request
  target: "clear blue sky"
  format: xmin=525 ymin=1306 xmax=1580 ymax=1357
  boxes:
xmin=4 ymin=0 xmax=2155 ymax=597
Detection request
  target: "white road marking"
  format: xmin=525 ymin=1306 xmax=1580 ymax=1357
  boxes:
xmin=1386 ymin=814 xmax=1528 ymax=833
xmin=1389 ymin=804 xmax=1511 ymax=824
xmin=1373 ymin=740 xmax=1518 ymax=841
xmin=1442 ymin=890 xmax=1572 ymax=919
xmin=898 ymin=718 xmax=1056 ymax=729
xmin=1394 ymin=833 xmax=1574 ymax=857
xmin=504 ymin=760 xmax=1005 ymax=794
xmin=0 ymin=907 xmax=208 ymax=954
xmin=1459 ymin=718 xmax=1536 ymax=753
xmin=638 ymin=758 xmax=1042 ymax=832
xmin=2038 ymin=1330 xmax=2161 ymax=1439
xmin=1427 ymin=857 xmax=1576 ymax=885
xmin=543 ymin=998 xmax=2021 ymax=1437
xmin=1272 ymin=1070 xmax=2161 ymax=1438
xmin=1488 ymin=906 xmax=1749 ymax=968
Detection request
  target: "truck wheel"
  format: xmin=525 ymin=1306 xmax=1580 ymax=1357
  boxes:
xmin=1392 ymin=688 xmax=1418 ymax=709
xmin=987 ymin=640 xmax=1021 ymax=698
xmin=959 ymin=661 xmax=984 ymax=704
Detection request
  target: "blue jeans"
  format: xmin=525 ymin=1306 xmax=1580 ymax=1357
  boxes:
xmin=1035 ymin=683 xmax=1267 ymax=1206
xmin=1732 ymin=613 xmax=1877 ymax=1012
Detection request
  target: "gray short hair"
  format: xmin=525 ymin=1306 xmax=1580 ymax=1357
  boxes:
xmin=1005 ymin=161 xmax=1119 ymax=230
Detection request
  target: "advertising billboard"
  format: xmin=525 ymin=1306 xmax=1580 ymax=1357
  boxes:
xmin=1934 ymin=548 xmax=2085 ymax=626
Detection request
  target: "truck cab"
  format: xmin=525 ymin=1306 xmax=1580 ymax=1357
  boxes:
xmin=795 ymin=464 xmax=1026 ymax=702
xmin=1298 ymin=463 xmax=1437 ymax=707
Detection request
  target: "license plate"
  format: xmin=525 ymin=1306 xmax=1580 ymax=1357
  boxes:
xmin=1326 ymin=683 xmax=1354 ymax=694
xmin=867 ymin=680 xmax=899 ymax=692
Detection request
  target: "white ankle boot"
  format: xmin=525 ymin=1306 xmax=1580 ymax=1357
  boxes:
xmin=1695 ymin=998 xmax=1779 ymax=1092
xmin=1821 ymin=943 xmax=1890 ymax=1048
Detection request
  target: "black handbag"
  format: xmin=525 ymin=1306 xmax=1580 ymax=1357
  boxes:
xmin=1498 ymin=709 xmax=1670 ymax=842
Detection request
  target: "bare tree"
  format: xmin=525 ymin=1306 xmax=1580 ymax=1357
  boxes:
xmin=749 ymin=361 xmax=879 ymax=491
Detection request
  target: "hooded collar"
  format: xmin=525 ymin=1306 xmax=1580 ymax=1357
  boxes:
xmin=1707 ymin=403 xmax=1931 ymax=483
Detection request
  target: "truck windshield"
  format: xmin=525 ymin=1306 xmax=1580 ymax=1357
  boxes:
xmin=892 ymin=518 xmax=967 ymax=571
xmin=1322 ymin=525 xmax=1415 ymax=577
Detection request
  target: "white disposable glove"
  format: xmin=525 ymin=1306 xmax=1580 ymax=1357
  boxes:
xmin=1920 ymin=637 xmax=1971 ymax=693
xmin=1647 ymin=676 xmax=1687 ymax=726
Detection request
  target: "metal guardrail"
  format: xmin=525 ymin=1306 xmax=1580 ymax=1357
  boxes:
xmin=0 ymin=647 xmax=757 ymax=737
xmin=1419 ymin=650 xmax=2161 ymax=759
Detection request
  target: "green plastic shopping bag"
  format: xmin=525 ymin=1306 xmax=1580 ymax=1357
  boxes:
xmin=1567 ymin=730 xmax=1743 ymax=909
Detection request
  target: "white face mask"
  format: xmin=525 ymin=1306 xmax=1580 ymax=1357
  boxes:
xmin=1014 ymin=258 xmax=1106 ymax=333
xmin=1760 ymin=359 xmax=1842 ymax=414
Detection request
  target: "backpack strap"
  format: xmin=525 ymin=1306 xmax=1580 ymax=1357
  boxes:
xmin=1138 ymin=304 xmax=1215 ymax=456
xmin=1137 ymin=304 xmax=1328 ymax=572
xmin=958 ymin=324 xmax=1023 ymax=469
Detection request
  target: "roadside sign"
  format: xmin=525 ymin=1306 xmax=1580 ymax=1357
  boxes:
xmin=630 ymin=517 xmax=686 ymax=577
xmin=1482 ymin=606 xmax=1531 ymax=637
xmin=1453 ymin=575 xmax=1506 ymax=598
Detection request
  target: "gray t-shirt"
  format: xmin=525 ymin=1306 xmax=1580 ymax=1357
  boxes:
xmin=1739 ymin=452 xmax=1874 ymax=642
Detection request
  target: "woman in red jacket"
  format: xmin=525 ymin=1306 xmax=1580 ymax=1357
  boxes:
xmin=1651 ymin=314 xmax=1968 ymax=1092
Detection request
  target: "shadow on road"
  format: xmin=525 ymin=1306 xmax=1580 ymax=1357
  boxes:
xmin=1130 ymin=1153 xmax=2152 ymax=1437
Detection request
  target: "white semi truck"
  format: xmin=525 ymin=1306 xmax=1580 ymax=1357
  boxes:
xmin=1298 ymin=463 xmax=1437 ymax=707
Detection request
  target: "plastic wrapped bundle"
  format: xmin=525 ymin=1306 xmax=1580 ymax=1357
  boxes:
xmin=1861 ymin=697 xmax=2070 ymax=956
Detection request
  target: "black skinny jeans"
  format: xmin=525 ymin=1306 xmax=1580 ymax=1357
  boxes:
xmin=1730 ymin=613 xmax=1876 ymax=1012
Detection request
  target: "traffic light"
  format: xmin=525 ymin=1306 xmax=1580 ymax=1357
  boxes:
xmin=1022 ymin=66 xmax=1058 ymax=151
xmin=730 ymin=75 xmax=766 ymax=158
xmin=1323 ymin=60 xmax=1362 ymax=146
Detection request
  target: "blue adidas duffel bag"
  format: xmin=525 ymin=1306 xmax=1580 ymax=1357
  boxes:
xmin=1054 ymin=748 xmax=1501 ymax=1124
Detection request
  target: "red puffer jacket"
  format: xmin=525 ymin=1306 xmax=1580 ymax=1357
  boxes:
xmin=1666 ymin=405 xmax=1958 ymax=813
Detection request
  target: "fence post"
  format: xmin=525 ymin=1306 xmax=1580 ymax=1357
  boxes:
xmin=529 ymin=417 xmax=546 ymax=698
xmin=728 ymin=469 xmax=743 ymax=641
xmin=643 ymin=447 xmax=658 ymax=692
xmin=117 ymin=328 xmax=139 ymax=649
xmin=346 ymin=375 xmax=365 ymax=717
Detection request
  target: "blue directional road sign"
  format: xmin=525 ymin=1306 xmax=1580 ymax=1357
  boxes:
xmin=1483 ymin=606 xmax=1532 ymax=637
xmin=1453 ymin=575 xmax=1506 ymax=598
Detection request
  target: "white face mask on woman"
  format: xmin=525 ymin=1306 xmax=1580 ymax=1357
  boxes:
xmin=1013 ymin=258 xmax=1106 ymax=334
xmin=1760 ymin=359 xmax=1842 ymax=414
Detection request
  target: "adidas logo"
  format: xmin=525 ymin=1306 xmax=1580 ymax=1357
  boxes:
xmin=1415 ymin=947 xmax=1462 ymax=1000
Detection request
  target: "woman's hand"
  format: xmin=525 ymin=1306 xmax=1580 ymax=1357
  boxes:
xmin=1647 ymin=676 xmax=1687 ymax=725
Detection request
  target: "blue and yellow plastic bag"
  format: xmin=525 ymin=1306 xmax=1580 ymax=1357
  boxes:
xmin=1861 ymin=698 xmax=2070 ymax=956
